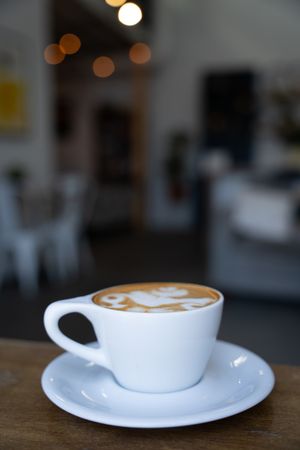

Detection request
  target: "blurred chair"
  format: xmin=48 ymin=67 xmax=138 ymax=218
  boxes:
xmin=48 ymin=173 xmax=95 ymax=280
xmin=0 ymin=178 xmax=55 ymax=295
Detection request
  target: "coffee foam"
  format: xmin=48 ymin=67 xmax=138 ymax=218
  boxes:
xmin=92 ymin=283 xmax=220 ymax=313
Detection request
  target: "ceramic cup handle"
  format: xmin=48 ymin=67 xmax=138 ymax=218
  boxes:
xmin=44 ymin=298 xmax=111 ymax=369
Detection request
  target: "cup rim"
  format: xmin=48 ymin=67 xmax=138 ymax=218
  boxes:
xmin=91 ymin=282 xmax=224 ymax=316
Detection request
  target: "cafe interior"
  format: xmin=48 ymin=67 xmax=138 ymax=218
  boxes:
xmin=0 ymin=0 xmax=299 ymax=365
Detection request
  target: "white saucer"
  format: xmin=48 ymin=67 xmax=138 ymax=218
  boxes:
xmin=41 ymin=341 xmax=275 ymax=428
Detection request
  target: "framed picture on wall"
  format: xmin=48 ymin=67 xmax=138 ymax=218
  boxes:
xmin=0 ymin=27 xmax=29 ymax=135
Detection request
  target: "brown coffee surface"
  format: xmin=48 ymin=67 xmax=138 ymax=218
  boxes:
xmin=92 ymin=282 xmax=220 ymax=313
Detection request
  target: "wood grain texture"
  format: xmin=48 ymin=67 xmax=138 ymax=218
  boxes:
xmin=0 ymin=338 xmax=299 ymax=450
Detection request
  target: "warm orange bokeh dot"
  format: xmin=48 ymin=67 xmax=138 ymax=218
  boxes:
xmin=93 ymin=56 xmax=115 ymax=78
xmin=129 ymin=43 xmax=151 ymax=64
xmin=44 ymin=44 xmax=65 ymax=65
xmin=105 ymin=0 xmax=126 ymax=7
xmin=59 ymin=34 xmax=81 ymax=55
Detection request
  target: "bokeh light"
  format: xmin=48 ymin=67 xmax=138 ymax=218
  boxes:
xmin=105 ymin=0 xmax=126 ymax=7
xmin=129 ymin=43 xmax=151 ymax=64
xmin=93 ymin=56 xmax=115 ymax=78
xmin=44 ymin=44 xmax=65 ymax=65
xmin=59 ymin=34 xmax=81 ymax=55
xmin=118 ymin=2 xmax=142 ymax=26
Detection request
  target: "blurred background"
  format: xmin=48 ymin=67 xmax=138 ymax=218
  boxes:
xmin=0 ymin=0 xmax=299 ymax=364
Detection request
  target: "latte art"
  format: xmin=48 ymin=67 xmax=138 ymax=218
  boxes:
xmin=92 ymin=283 xmax=220 ymax=313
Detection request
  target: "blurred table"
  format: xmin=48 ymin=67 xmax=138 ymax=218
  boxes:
xmin=0 ymin=338 xmax=299 ymax=450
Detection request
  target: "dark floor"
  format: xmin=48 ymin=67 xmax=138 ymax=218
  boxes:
xmin=1 ymin=232 xmax=299 ymax=365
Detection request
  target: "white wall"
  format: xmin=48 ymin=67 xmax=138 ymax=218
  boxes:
xmin=147 ymin=0 xmax=300 ymax=229
xmin=0 ymin=0 xmax=54 ymax=185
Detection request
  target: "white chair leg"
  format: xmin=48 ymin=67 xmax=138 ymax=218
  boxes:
xmin=14 ymin=238 xmax=39 ymax=296
xmin=53 ymin=226 xmax=80 ymax=280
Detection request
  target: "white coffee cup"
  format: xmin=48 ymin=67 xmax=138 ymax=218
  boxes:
xmin=44 ymin=283 xmax=224 ymax=393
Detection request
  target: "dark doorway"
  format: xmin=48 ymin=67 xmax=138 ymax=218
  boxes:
xmin=202 ymin=70 xmax=257 ymax=166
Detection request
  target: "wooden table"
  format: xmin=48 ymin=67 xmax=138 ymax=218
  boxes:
xmin=0 ymin=339 xmax=299 ymax=450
